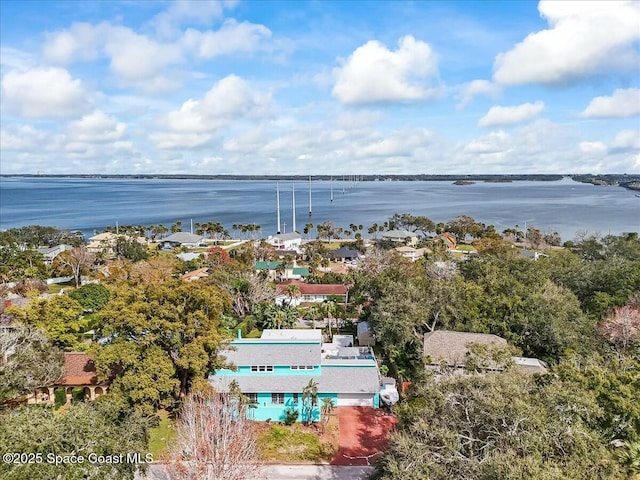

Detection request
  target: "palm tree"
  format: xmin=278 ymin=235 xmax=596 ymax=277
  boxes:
xmin=320 ymin=397 xmax=335 ymax=433
xmin=284 ymin=284 xmax=301 ymax=307
xmin=302 ymin=379 xmax=319 ymax=425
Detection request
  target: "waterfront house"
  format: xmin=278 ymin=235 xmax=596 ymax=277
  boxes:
xmin=158 ymin=232 xmax=205 ymax=250
xmin=381 ymin=229 xmax=418 ymax=246
xmin=267 ymin=232 xmax=302 ymax=251
xmin=275 ymin=280 xmax=348 ymax=306
xmin=209 ymin=329 xmax=383 ymax=422
xmin=87 ymin=232 xmax=146 ymax=254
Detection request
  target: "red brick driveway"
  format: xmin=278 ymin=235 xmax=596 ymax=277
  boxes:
xmin=331 ymin=407 xmax=397 ymax=466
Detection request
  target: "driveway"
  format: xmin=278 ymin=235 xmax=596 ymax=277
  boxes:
xmin=331 ymin=407 xmax=397 ymax=466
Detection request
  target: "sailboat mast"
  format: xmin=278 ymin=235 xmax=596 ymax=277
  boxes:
xmin=330 ymin=176 xmax=333 ymax=203
xmin=292 ymin=183 xmax=296 ymax=233
xmin=309 ymin=175 xmax=312 ymax=216
xmin=276 ymin=182 xmax=281 ymax=234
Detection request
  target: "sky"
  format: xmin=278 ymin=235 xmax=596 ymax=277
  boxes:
xmin=0 ymin=0 xmax=639 ymax=175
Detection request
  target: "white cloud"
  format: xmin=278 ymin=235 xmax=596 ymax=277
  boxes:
xmin=103 ymin=26 xmax=183 ymax=90
xmin=42 ymin=22 xmax=102 ymax=64
xmin=478 ymin=101 xmax=544 ymax=127
xmin=493 ymin=0 xmax=640 ymax=85
xmin=181 ymin=19 xmax=271 ymax=58
xmin=611 ymin=129 xmax=640 ymax=151
xmin=456 ymin=79 xmax=501 ymax=109
xmin=581 ymin=88 xmax=640 ymax=118
xmin=67 ymin=110 xmax=126 ymax=142
xmin=151 ymin=0 xmax=232 ymax=39
xmin=465 ymin=130 xmax=510 ymax=154
xmin=332 ymin=35 xmax=439 ymax=105
xmin=149 ymin=132 xmax=213 ymax=149
xmin=579 ymin=141 xmax=607 ymax=154
xmin=1 ymin=67 xmax=91 ymax=118
xmin=163 ymin=74 xmax=270 ymax=133
xmin=0 ymin=125 xmax=50 ymax=150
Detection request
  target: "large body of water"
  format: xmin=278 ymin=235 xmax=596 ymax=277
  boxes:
xmin=1 ymin=177 xmax=638 ymax=243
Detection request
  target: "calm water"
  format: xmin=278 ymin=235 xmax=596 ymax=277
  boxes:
xmin=0 ymin=177 xmax=638 ymax=242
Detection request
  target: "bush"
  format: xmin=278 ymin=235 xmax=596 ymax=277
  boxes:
xmin=69 ymin=283 xmax=110 ymax=312
xmin=54 ymin=388 xmax=67 ymax=409
xmin=71 ymin=387 xmax=85 ymax=403
xmin=282 ymin=407 xmax=299 ymax=425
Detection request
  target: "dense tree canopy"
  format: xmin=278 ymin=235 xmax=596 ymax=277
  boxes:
xmin=0 ymin=396 xmax=149 ymax=480
xmin=374 ymin=370 xmax=628 ymax=480
xmin=95 ymin=279 xmax=229 ymax=414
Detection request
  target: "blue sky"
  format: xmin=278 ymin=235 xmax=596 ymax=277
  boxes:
xmin=1 ymin=0 xmax=638 ymax=175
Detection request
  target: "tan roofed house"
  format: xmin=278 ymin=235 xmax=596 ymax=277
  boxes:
xmin=423 ymin=330 xmax=507 ymax=371
xmin=31 ymin=352 xmax=108 ymax=405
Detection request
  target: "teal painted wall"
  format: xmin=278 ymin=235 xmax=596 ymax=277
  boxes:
xmin=246 ymin=392 xmax=338 ymax=422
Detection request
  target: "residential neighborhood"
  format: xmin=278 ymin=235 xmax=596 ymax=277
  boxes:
xmin=1 ymin=216 xmax=638 ymax=480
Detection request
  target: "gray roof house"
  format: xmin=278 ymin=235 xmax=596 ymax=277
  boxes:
xmin=424 ymin=330 xmax=508 ymax=369
xmin=159 ymin=232 xmax=205 ymax=249
xmin=209 ymin=329 xmax=383 ymax=422
xmin=424 ymin=330 xmax=548 ymax=375
xmin=381 ymin=229 xmax=418 ymax=245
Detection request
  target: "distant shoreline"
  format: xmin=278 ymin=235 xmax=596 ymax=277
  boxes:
xmin=2 ymin=173 xmax=639 ymax=190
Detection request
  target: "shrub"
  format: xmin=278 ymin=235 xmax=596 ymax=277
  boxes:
xmin=69 ymin=283 xmax=110 ymax=312
xmin=54 ymin=388 xmax=67 ymax=409
xmin=71 ymin=387 xmax=85 ymax=403
xmin=282 ymin=407 xmax=299 ymax=425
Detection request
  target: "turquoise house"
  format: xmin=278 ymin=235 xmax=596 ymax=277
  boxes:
xmin=209 ymin=329 xmax=382 ymax=422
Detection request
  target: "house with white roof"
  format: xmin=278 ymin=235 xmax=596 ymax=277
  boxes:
xmin=209 ymin=329 xmax=384 ymax=422
xmin=267 ymin=232 xmax=302 ymax=251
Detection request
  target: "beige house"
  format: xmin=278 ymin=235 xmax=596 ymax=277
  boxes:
xmin=31 ymin=352 xmax=108 ymax=405
xmin=87 ymin=232 xmax=146 ymax=254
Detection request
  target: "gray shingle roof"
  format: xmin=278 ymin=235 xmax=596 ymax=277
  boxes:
xmin=161 ymin=232 xmax=204 ymax=244
xmin=423 ymin=330 xmax=507 ymax=366
xmin=220 ymin=342 xmax=321 ymax=367
xmin=273 ymin=232 xmax=302 ymax=241
xmin=209 ymin=365 xmax=380 ymax=394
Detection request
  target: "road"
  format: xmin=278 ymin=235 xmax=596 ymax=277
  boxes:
xmin=139 ymin=463 xmax=375 ymax=480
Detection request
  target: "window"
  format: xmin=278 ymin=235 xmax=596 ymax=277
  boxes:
xmin=290 ymin=365 xmax=314 ymax=370
xmin=292 ymin=393 xmax=299 ymax=404
xmin=246 ymin=393 xmax=257 ymax=403
xmin=251 ymin=365 xmax=274 ymax=372
xmin=271 ymin=393 xmax=284 ymax=404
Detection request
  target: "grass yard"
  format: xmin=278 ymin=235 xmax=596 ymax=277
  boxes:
xmin=148 ymin=410 xmax=176 ymax=460
xmin=257 ymin=416 xmax=339 ymax=463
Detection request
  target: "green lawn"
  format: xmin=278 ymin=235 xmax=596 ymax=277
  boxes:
xmin=455 ymin=244 xmax=477 ymax=252
xmin=258 ymin=421 xmax=338 ymax=462
xmin=148 ymin=410 xmax=175 ymax=460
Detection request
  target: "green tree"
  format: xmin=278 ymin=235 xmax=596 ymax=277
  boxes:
xmin=374 ymin=371 xmax=624 ymax=480
xmin=9 ymin=295 xmax=87 ymax=349
xmin=0 ymin=396 xmax=149 ymax=480
xmin=95 ymin=280 xmax=228 ymax=414
xmin=69 ymin=283 xmax=111 ymax=312
xmin=114 ymin=236 xmax=149 ymax=262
